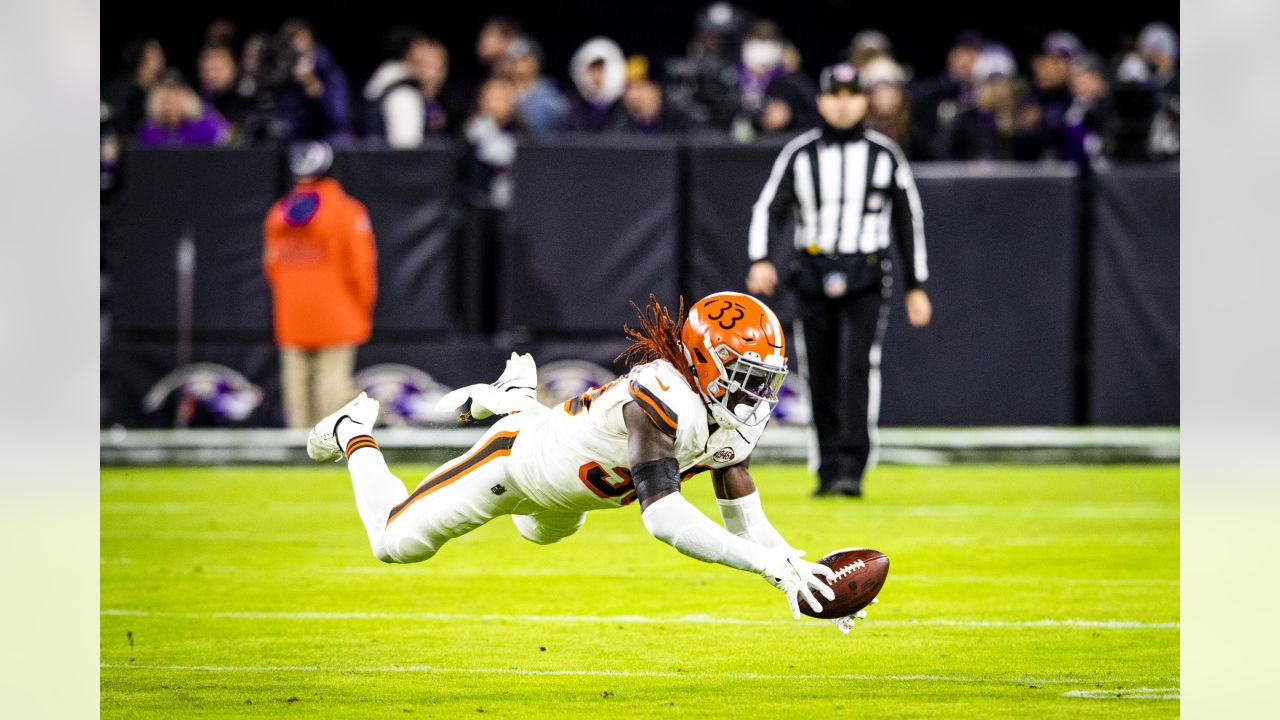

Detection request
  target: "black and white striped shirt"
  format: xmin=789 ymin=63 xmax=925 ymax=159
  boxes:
xmin=748 ymin=124 xmax=929 ymax=288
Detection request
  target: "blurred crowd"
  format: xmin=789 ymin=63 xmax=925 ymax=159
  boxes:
xmin=101 ymin=5 xmax=1179 ymax=194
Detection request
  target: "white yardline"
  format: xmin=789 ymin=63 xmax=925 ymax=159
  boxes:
xmin=100 ymin=609 xmax=1178 ymax=629
xmin=1062 ymin=687 xmax=1180 ymax=700
xmin=99 ymin=663 xmax=1175 ymax=688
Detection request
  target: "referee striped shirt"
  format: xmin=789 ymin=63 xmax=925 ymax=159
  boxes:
xmin=748 ymin=123 xmax=929 ymax=288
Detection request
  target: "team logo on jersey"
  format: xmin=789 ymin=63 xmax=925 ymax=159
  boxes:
xmin=283 ymin=191 xmax=321 ymax=227
xmin=714 ymin=447 xmax=736 ymax=463
xmin=354 ymin=364 xmax=457 ymax=426
xmin=143 ymin=363 xmax=263 ymax=424
xmin=536 ymin=360 xmax=616 ymax=407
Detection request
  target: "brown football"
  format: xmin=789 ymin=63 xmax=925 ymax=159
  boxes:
xmin=800 ymin=548 xmax=889 ymax=619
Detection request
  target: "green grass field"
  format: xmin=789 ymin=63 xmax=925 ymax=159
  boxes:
xmin=101 ymin=463 xmax=1178 ymax=718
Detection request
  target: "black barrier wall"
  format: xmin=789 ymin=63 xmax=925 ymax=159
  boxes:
xmin=336 ymin=144 xmax=462 ymax=333
xmin=505 ymin=137 xmax=680 ymax=333
xmin=104 ymin=144 xmax=1178 ymax=428
xmin=1089 ymin=165 xmax=1180 ymax=424
xmin=880 ymin=165 xmax=1081 ymax=425
xmin=114 ymin=148 xmax=279 ymax=334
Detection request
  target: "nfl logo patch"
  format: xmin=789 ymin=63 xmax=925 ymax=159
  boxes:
xmin=714 ymin=447 xmax=736 ymax=463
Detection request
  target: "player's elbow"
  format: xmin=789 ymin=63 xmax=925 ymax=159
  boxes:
xmin=641 ymin=510 xmax=678 ymax=546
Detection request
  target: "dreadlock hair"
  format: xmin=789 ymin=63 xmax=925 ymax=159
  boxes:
xmin=616 ymin=294 xmax=699 ymax=389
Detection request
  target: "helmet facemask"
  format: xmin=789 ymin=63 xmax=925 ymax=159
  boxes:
xmin=699 ymin=339 xmax=787 ymax=428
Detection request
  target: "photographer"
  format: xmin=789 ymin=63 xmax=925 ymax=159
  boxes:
xmin=250 ymin=18 xmax=353 ymax=145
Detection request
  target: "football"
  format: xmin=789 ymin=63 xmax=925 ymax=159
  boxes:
xmin=801 ymin=548 xmax=890 ymax=619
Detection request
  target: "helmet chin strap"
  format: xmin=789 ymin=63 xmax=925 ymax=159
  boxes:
xmin=708 ymin=400 xmax=746 ymax=429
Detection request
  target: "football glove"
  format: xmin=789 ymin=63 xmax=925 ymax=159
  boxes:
xmin=831 ymin=597 xmax=878 ymax=635
xmin=761 ymin=552 xmax=837 ymax=619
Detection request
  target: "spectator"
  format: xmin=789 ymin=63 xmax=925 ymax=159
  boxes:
xmin=758 ymin=38 xmax=820 ymax=134
xmin=504 ymin=37 xmax=570 ymax=138
xmin=475 ymin=16 xmax=522 ymax=79
xmin=464 ymin=78 xmax=526 ymax=209
xmin=729 ymin=21 xmax=789 ymax=138
xmin=363 ymin=28 xmax=422 ymax=145
xmin=137 ymin=73 xmax=230 ymax=146
xmin=101 ymin=101 xmax=122 ymax=190
xmin=407 ymin=38 xmax=466 ymax=136
xmin=275 ymin=18 xmax=354 ymax=144
xmin=364 ymin=32 xmax=460 ymax=147
xmin=941 ymin=44 xmax=1039 ymax=160
xmin=263 ymin=142 xmax=377 ymax=429
xmin=615 ymin=56 xmax=692 ymax=134
xmin=1027 ymin=31 xmax=1083 ymax=159
xmin=1137 ymin=22 xmax=1179 ymax=159
xmin=103 ymin=37 xmax=167 ymax=137
xmin=204 ymin=18 xmax=239 ymax=50
xmin=566 ymin=37 xmax=628 ymax=132
xmin=462 ymin=78 xmax=525 ymax=332
xmin=1063 ymin=53 xmax=1115 ymax=163
xmin=1111 ymin=21 xmax=1178 ymax=160
xmin=861 ymin=57 xmax=913 ymax=154
xmin=846 ymin=29 xmax=894 ymax=72
xmin=910 ymin=30 xmax=982 ymax=160
xmin=197 ymin=44 xmax=251 ymax=138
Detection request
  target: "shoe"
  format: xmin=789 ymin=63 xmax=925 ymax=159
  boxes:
xmin=435 ymin=352 xmax=540 ymax=420
xmin=812 ymin=483 xmax=835 ymax=497
xmin=307 ymin=392 xmax=381 ymax=462
xmin=829 ymin=476 xmax=863 ymax=498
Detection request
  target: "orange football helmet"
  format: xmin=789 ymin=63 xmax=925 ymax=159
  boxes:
xmin=681 ymin=292 xmax=788 ymax=428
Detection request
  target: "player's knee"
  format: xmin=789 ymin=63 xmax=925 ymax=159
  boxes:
xmin=513 ymin=513 xmax=585 ymax=545
xmin=378 ymin=524 xmax=439 ymax=564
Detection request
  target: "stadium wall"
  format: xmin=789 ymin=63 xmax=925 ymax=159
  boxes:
xmin=101 ymin=142 xmax=1179 ymax=428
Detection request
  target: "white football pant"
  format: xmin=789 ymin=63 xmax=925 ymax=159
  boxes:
xmin=346 ymin=414 xmax=586 ymax=563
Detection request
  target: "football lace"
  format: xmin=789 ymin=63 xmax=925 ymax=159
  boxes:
xmin=828 ymin=562 xmax=865 ymax=583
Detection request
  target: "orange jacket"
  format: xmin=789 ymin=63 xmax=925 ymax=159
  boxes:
xmin=263 ymin=177 xmax=377 ymax=349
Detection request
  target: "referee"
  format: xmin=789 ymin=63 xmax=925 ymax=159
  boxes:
xmin=745 ymin=63 xmax=932 ymax=498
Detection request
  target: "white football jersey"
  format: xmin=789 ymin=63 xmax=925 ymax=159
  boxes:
xmin=508 ymin=359 xmax=768 ymax=513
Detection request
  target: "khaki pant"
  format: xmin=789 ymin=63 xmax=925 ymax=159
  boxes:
xmin=279 ymin=345 xmax=358 ymax=429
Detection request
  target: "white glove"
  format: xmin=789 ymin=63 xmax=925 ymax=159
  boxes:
xmin=761 ymin=552 xmax=836 ymax=619
xmin=831 ymin=597 xmax=878 ymax=635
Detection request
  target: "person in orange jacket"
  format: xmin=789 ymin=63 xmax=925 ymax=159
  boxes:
xmin=264 ymin=141 xmax=377 ymax=428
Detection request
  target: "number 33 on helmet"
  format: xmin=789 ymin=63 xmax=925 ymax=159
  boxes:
xmin=681 ymin=292 xmax=788 ymax=429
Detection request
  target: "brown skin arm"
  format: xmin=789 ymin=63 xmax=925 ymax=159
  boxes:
xmin=623 ymin=401 xmax=680 ymax=511
xmin=712 ymin=457 xmax=758 ymax=501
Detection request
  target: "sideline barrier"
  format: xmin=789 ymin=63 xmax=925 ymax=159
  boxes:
xmin=104 ymin=144 xmax=1178 ymax=427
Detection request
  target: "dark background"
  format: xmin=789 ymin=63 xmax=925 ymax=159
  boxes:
xmin=102 ymin=1 xmax=1178 ymax=92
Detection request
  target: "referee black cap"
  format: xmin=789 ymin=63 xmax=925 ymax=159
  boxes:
xmin=819 ymin=63 xmax=862 ymax=95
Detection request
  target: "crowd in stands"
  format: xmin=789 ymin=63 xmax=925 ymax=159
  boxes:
xmin=101 ymin=4 xmax=1179 ymax=193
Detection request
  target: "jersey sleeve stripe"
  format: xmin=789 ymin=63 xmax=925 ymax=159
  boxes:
xmin=628 ymin=381 xmax=678 ymax=439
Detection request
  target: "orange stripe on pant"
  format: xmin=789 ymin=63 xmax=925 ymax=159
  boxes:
xmin=385 ymin=431 xmax=519 ymax=526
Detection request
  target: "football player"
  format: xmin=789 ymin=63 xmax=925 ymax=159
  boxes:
xmin=309 ymin=292 xmax=872 ymax=631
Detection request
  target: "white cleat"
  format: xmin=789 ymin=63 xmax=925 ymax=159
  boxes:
xmin=435 ymin=352 xmax=539 ymax=420
xmin=487 ymin=352 xmax=538 ymax=404
xmin=307 ymin=392 xmax=381 ymax=462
